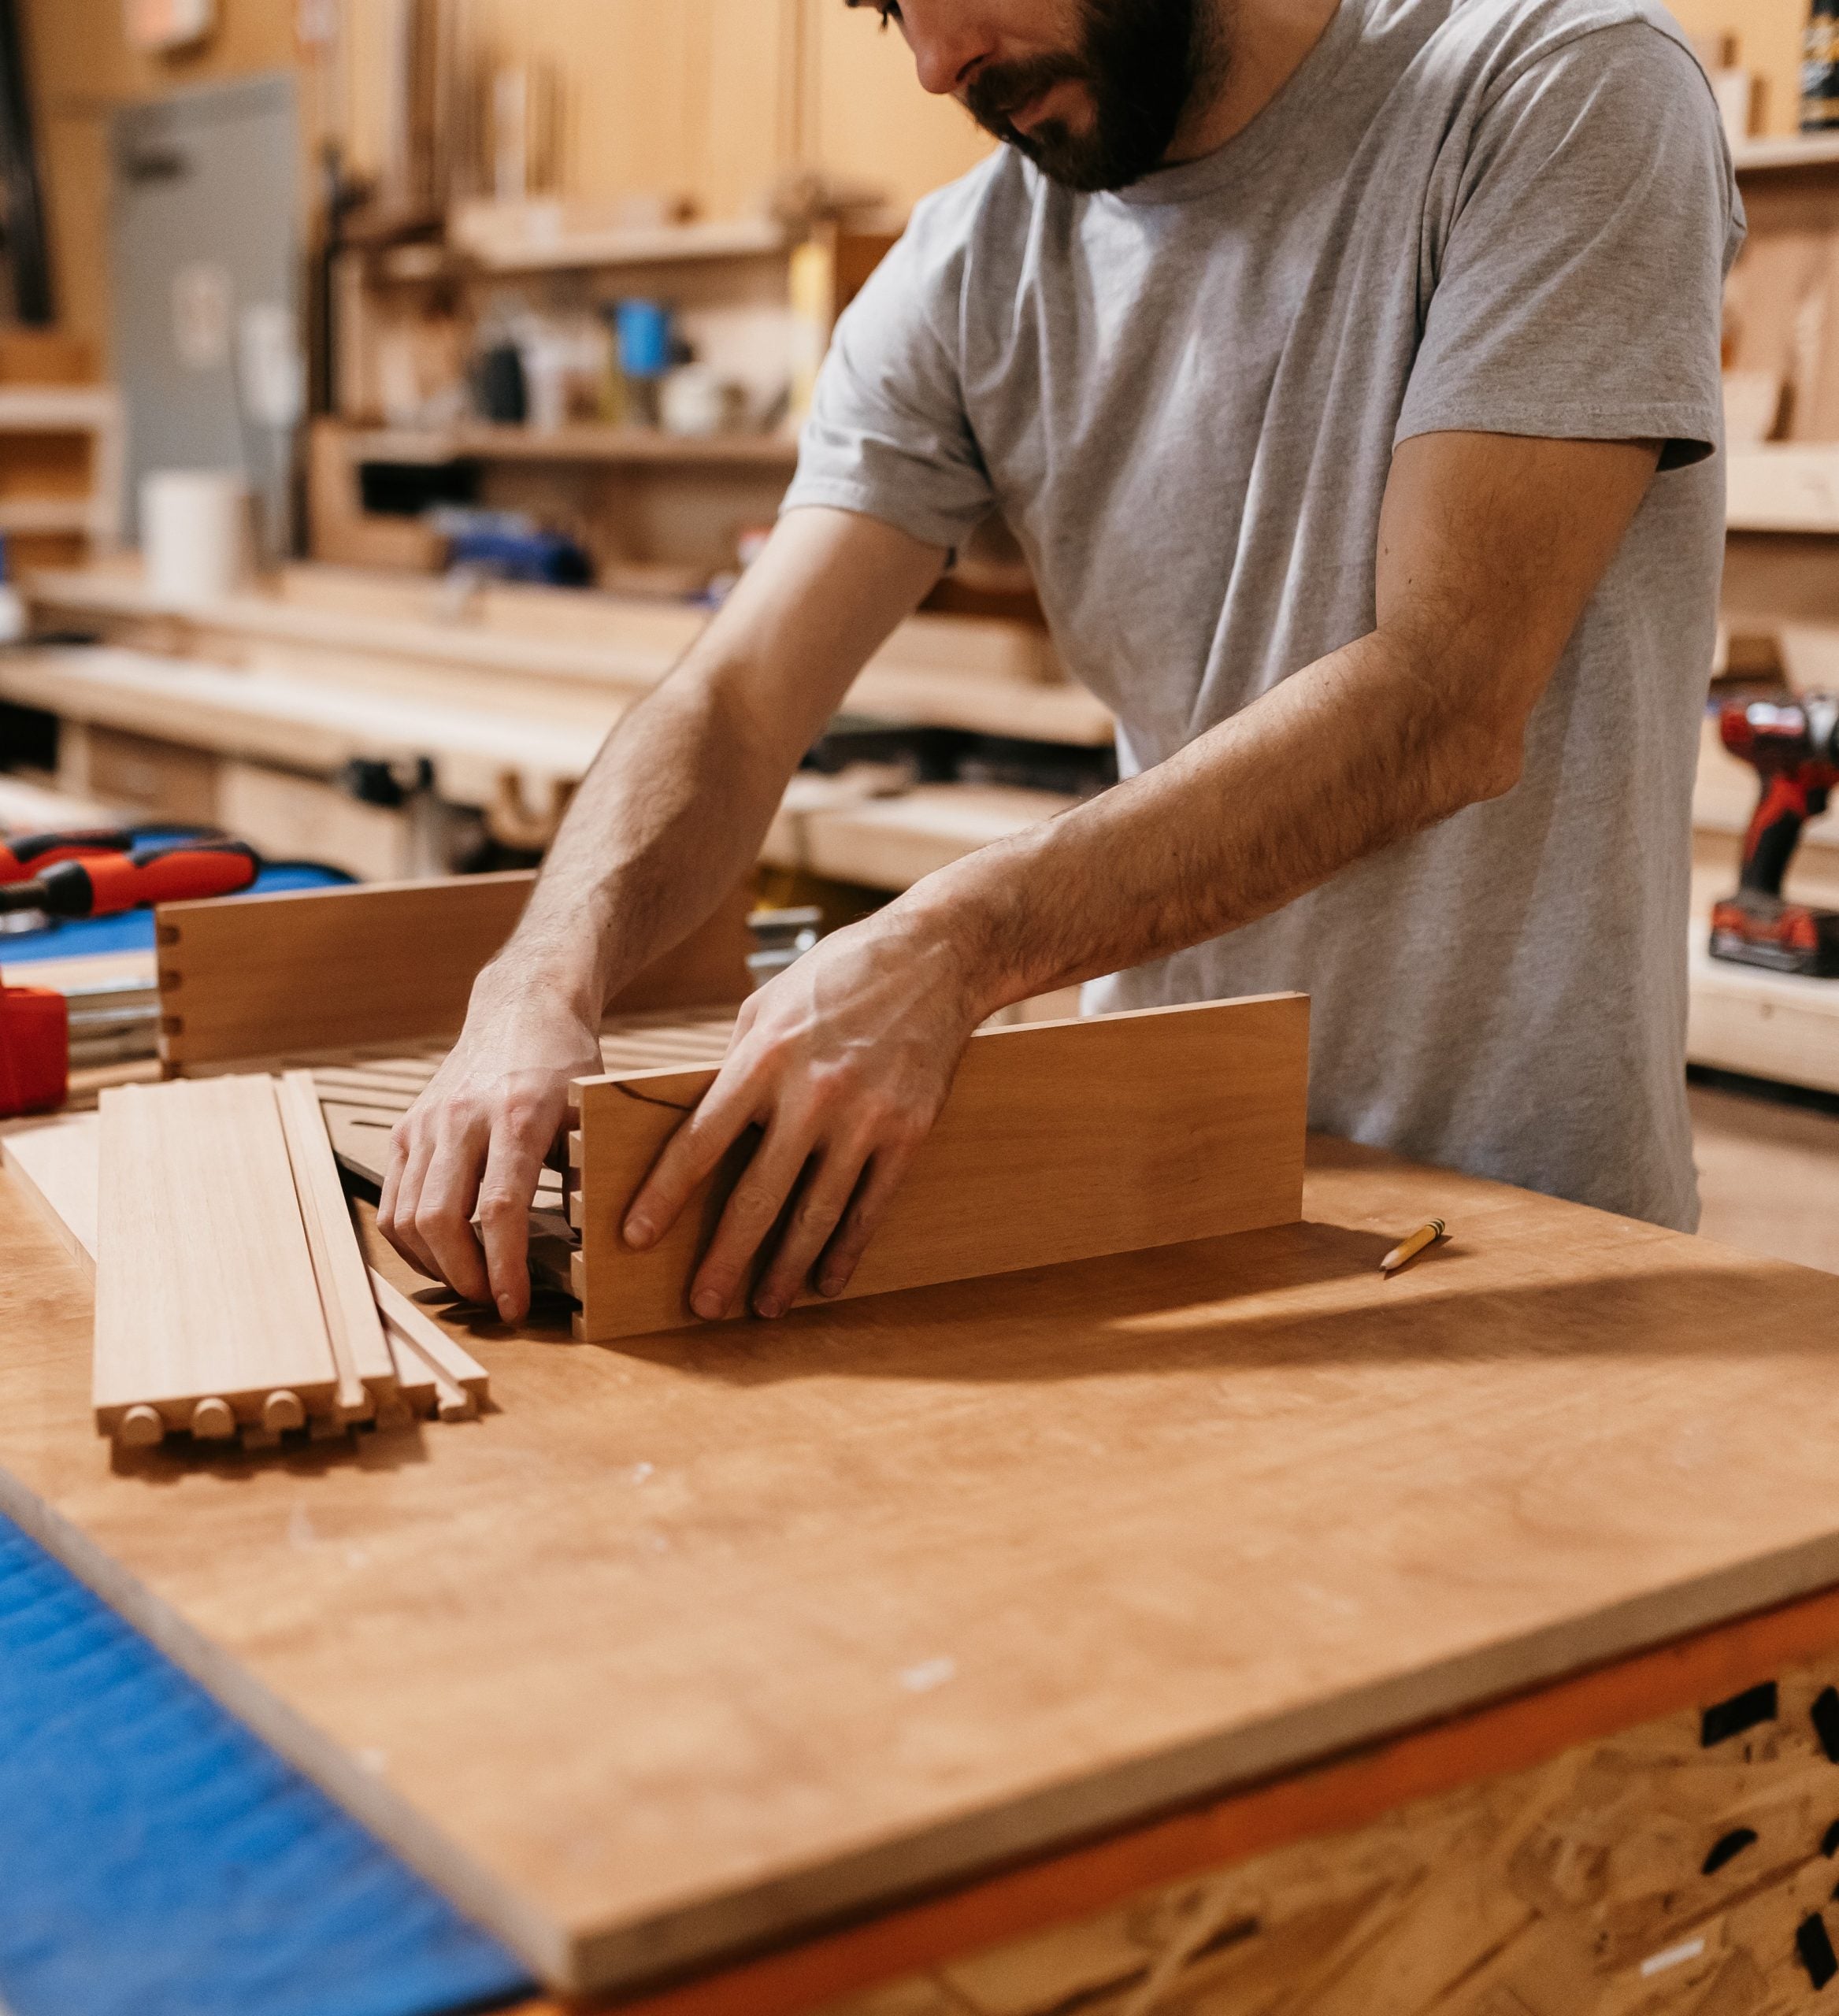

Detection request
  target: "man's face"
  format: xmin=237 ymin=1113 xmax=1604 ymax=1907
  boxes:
xmin=862 ymin=0 xmax=1218 ymax=194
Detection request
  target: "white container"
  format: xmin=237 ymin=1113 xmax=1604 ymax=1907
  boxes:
xmin=141 ymin=469 xmax=250 ymax=606
xmin=660 ymin=364 xmax=745 ymax=439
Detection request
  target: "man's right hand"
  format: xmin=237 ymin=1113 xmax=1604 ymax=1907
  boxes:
xmin=378 ymin=971 xmax=602 ymax=1324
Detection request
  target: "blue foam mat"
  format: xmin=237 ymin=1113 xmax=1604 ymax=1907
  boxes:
xmin=0 ymin=1512 xmax=534 ymax=2016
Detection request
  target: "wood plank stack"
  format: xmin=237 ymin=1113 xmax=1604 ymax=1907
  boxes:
xmin=91 ymin=1070 xmax=490 ymax=1453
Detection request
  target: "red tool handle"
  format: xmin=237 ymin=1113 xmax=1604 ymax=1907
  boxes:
xmin=0 ymin=828 xmax=137 ymax=883
xmin=80 ymin=840 xmax=261 ymax=915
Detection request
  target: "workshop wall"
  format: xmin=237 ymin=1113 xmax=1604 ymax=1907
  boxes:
xmin=1668 ymin=0 xmax=1804 ymax=136
xmin=18 ymin=0 xmax=995 ymax=365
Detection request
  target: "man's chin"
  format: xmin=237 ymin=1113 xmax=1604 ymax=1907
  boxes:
xmin=1001 ymin=120 xmax=1148 ymax=195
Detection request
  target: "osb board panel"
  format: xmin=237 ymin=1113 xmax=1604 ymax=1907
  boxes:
xmin=814 ymin=1651 xmax=1839 ymax=2016
xmin=13 ymin=1147 xmax=1839 ymax=1992
xmin=573 ymin=997 xmax=1309 ymax=1340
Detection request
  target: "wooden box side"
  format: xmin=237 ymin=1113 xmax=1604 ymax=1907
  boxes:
xmin=155 ymin=874 xmax=753 ymax=1071
xmin=573 ymin=994 xmax=1309 ymax=1343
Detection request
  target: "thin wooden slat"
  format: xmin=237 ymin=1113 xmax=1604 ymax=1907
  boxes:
xmin=388 ymin=1327 xmax=477 ymax=1424
xmin=92 ymin=1077 xmax=340 ymax=1439
xmin=155 ymin=875 xmax=752 ymax=1072
xmin=384 ymin=1325 xmax=437 ymax=1418
xmin=276 ymin=1071 xmax=398 ymax=1418
xmin=369 ymin=1270 xmax=489 ymax=1402
xmin=572 ymin=996 xmax=1309 ymax=1343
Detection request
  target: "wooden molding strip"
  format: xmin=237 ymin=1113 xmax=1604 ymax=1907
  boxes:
xmin=369 ymin=1269 xmax=488 ymax=1401
xmin=277 ymin=1071 xmax=396 ymax=1421
xmin=570 ymin=996 xmax=1309 ymax=1343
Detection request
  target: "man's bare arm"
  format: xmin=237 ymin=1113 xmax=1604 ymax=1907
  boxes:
xmin=378 ymin=505 xmax=946 ymax=1317
xmin=626 ymin=431 xmax=1662 ymax=1320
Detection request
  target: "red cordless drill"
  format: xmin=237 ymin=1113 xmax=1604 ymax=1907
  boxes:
xmin=1710 ymin=694 xmax=1839 ymax=978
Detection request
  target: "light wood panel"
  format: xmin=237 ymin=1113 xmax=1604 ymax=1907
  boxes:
xmin=1 ymin=1110 xmax=100 ymax=1270
xmin=154 ymin=873 xmax=752 ymax=1071
xmin=17 ymin=1146 xmax=1839 ymax=1990
xmin=92 ymin=1076 xmax=339 ymax=1440
xmin=277 ymin=1069 xmax=399 ymax=1421
xmin=569 ymin=995 xmax=1311 ymax=1341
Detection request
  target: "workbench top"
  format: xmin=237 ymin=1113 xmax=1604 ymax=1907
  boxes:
xmin=6 ymin=1141 xmax=1839 ymax=1996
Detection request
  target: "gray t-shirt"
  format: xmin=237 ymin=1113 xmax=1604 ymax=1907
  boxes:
xmin=782 ymin=0 xmax=1744 ymax=1229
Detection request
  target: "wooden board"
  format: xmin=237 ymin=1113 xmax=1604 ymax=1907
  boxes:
xmin=570 ymin=996 xmax=1310 ymax=1342
xmin=91 ymin=1077 xmax=339 ymax=1438
xmin=276 ymin=1070 xmax=398 ymax=1421
xmin=155 ymin=874 xmax=751 ymax=1072
xmin=16 ymin=1145 xmax=1839 ymax=1991
xmin=2 ymin=1111 xmax=100 ymax=1272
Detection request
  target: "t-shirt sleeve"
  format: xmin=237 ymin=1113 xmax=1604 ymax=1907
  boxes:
xmin=1396 ymin=21 xmax=1744 ymax=472
xmin=780 ymin=183 xmax=998 ymax=555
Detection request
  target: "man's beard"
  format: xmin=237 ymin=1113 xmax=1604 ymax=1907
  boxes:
xmin=962 ymin=0 xmax=1223 ymax=194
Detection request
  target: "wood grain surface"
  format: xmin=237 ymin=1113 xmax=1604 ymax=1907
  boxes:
xmin=91 ymin=1077 xmax=340 ymax=1436
xmin=154 ymin=874 xmax=752 ymax=1072
xmin=12 ymin=1147 xmax=1839 ymax=1993
xmin=571 ymin=996 xmax=1310 ymax=1340
xmin=276 ymin=1070 xmax=397 ymax=1421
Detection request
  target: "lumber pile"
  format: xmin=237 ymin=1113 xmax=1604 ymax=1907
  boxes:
xmin=92 ymin=1069 xmax=490 ymax=1453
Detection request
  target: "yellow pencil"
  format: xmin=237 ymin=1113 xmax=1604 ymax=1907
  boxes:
xmin=1381 ymin=1218 xmax=1446 ymax=1277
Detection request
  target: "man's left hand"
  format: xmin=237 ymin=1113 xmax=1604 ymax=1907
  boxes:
xmin=621 ymin=904 xmax=987 ymax=1320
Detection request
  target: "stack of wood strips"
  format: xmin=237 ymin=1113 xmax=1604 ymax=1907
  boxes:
xmin=294 ymin=1007 xmax=737 ymax=1197
xmin=92 ymin=1070 xmax=489 ymax=1454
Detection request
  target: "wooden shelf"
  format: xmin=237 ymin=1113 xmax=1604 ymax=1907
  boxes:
xmin=348 ymin=422 xmax=801 ymax=470
xmin=0 ymin=497 xmax=110 ymax=536
xmin=1726 ymin=444 xmax=1839 ymax=535
xmin=1732 ymin=133 xmax=1839 ymax=175
xmin=380 ymin=215 xmax=792 ymax=283
xmin=0 ymin=386 xmax=120 ymax=432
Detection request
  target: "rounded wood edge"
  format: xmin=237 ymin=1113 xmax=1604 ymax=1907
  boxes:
xmin=262 ymin=1389 xmax=306 ymax=1432
xmin=190 ymin=1397 xmax=235 ymax=1440
xmin=116 ymin=1405 xmax=165 ymax=1448
xmin=562 ymin=1585 xmax=1839 ymax=2016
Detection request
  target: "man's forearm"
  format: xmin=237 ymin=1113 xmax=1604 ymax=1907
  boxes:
xmin=909 ymin=624 xmax=1522 ymax=1014
xmin=472 ymin=506 xmax=948 ymax=1022
xmin=488 ymin=669 xmax=788 ymax=1020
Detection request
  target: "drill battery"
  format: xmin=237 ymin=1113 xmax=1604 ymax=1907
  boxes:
xmin=1710 ymin=891 xmax=1839 ymax=978
xmin=0 ymin=984 xmax=69 ymax=1119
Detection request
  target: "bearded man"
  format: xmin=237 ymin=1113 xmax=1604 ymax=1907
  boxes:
xmin=383 ymin=0 xmax=1743 ymax=1328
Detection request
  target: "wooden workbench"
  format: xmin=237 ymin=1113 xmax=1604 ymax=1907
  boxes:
xmin=10 ymin=1140 xmax=1839 ymax=2010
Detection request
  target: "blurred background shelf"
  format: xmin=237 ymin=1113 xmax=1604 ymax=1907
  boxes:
xmin=341 ymin=421 xmax=802 ymax=469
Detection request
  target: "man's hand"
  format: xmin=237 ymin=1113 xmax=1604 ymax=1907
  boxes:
xmin=372 ymin=506 xmax=947 ymax=1325
xmin=622 ymin=905 xmax=987 ymax=1321
xmin=378 ymin=976 xmax=602 ymax=1322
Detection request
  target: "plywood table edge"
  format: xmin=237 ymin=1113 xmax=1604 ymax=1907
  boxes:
xmin=506 ymin=1580 xmax=1839 ymax=2016
xmin=538 ymin=1523 xmax=1839 ymax=1994
xmin=0 ymin=1450 xmax=570 ymax=1987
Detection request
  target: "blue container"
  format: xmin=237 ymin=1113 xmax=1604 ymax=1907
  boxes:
xmin=614 ymin=298 xmax=674 ymax=380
